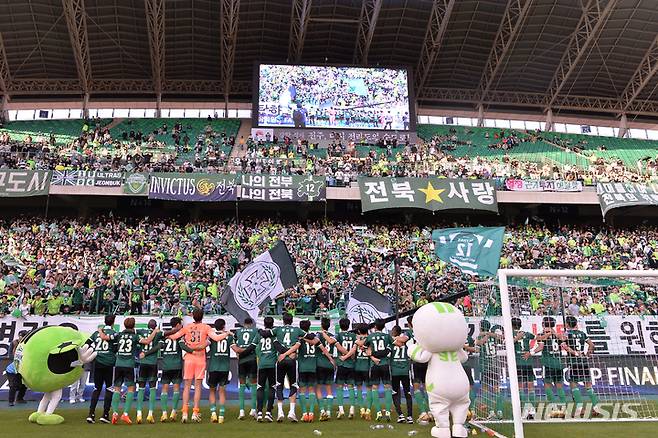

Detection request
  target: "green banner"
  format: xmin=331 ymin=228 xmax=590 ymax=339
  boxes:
xmin=123 ymin=173 xmax=149 ymax=195
xmin=432 ymin=227 xmax=505 ymax=277
xmin=358 ymin=177 xmax=497 ymax=213
xmin=0 ymin=170 xmax=51 ymax=197
xmin=597 ymin=182 xmax=658 ymax=218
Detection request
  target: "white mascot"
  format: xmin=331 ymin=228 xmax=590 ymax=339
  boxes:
xmin=409 ymin=302 xmax=470 ymax=438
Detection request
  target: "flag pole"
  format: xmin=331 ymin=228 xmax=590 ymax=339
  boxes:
xmin=394 ymin=253 xmax=400 ymax=327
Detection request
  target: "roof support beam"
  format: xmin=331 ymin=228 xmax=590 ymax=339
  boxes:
xmin=145 ymin=0 xmax=165 ymax=117
xmin=545 ymin=0 xmax=618 ymax=109
xmin=353 ymin=0 xmax=382 ymax=66
xmin=415 ymin=0 xmax=456 ymax=99
xmin=288 ymin=0 xmax=312 ymax=63
xmin=62 ymin=0 xmax=92 ymax=112
xmin=477 ymin=0 xmax=534 ymax=105
xmin=220 ymin=0 xmax=240 ymax=111
xmin=620 ymin=34 xmax=658 ymax=113
xmin=0 ymin=33 xmax=10 ymax=121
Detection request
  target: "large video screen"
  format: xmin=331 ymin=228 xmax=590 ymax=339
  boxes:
xmin=255 ymin=64 xmax=413 ymax=131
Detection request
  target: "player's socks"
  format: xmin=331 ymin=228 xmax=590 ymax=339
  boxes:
xmin=111 ymin=390 xmax=121 ymax=414
xmin=210 ymin=405 xmax=216 ymax=414
xmin=124 ymin=391 xmax=134 ymax=415
xmin=384 ymin=389 xmax=392 ymax=412
xmin=545 ymin=387 xmax=556 ymax=403
xmin=239 ymin=384 xmax=246 ymax=411
xmin=250 ymin=383 xmax=258 ymax=411
xmin=219 ymin=405 xmax=225 ymax=417
xmin=277 ymin=401 xmax=284 ymax=417
xmin=337 ymin=387 xmax=344 ymax=409
xmin=136 ymin=388 xmax=145 ymax=414
xmin=573 ymin=387 xmax=583 ymax=404
xmin=309 ymin=393 xmax=317 ymax=413
xmin=556 ymin=387 xmax=567 ymax=404
xmin=414 ymin=391 xmax=425 ymax=413
xmin=299 ymin=393 xmax=307 ymax=414
xmin=172 ymin=391 xmax=180 ymax=411
xmin=327 ymin=395 xmax=334 ymax=413
xmin=586 ymin=388 xmax=598 ymax=406
xmin=161 ymin=392 xmax=169 ymax=412
xmin=289 ymin=402 xmax=296 ymax=416
xmin=366 ymin=390 xmax=373 ymax=411
xmin=469 ymin=388 xmax=477 ymax=410
xmin=149 ymin=388 xmax=156 ymax=414
xmin=349 ymin=387 xmax=356 ymax=409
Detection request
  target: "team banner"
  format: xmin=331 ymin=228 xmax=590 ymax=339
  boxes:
xmin=358 ymin=177 xmax=497 ymax=213
xmin=432 ymin=227 xmax=505 ymax=277
xmin=597 ymin=182 xmax=658 ymax=217
xmin=505 ymin=179 xmax=583 ymax=192
xmin=148 ymin=173 xmax=238 ymax=201
xmin=346 ymin=283 xmax=394 ymax=324
xmin=123 ymin=173 xmax=149 ymax=195
xmin=51 ymin=170 xmax=123 ymax=187
xmin=0 ymin=170 xmax=51 ymax=197
xmin=240 ymin=174 xmax=326 ymax=202
xmin=220 ymin=241 xmax=298 ymax=323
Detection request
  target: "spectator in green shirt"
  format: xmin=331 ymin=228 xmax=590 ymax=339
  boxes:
xmin=47 ymin=291 xmax=64 ymax=315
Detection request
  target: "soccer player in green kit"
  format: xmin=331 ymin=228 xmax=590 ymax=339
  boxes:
xmin=233 ymin=317 xmax=259 ymax=420
xmin=476 ymin=320 xmax=504 ymax=419
xmin=272 ymin=312 xmax=305 ymax=422
xmin=354 ymin=324 xmax=372 ymax=420
xmin=326 ymin=318 xmax=358 ymax=419
xmin=389 ymin=325 xmax=414 ymax=424
xmin=255 ymin=316 xmax=277 ymax=422
xmin=87 ymin=314 xmax=117 ymax=424
xmin=406 ymin=316 xmax=430 ymax=423
xmin=561 ymin=316 xmax=598 ymax=418
xmin=136 ymin=319 xmax=163 ymax=424
xmin=511 ymin=317 xmax=537 ymax=419
xmin=207 ymin=318 xmax=233 ymax=424
xmin=150 ymin=317 xmax=192 ymax=423
xmin=316 ymin=317 xmax=337 ymax=421
xmin=361 ymin=319 xmax=394 ymax=422
xmin=463 ymin=330 xmax=477 ymax=419
xmin=98 ymin=317 xmax=158 ymax=425
xmin=536 ymin=316 xmax=567 ymax=417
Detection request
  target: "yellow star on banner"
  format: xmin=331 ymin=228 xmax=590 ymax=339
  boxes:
xmin=418 ymin=181 xmax=445 ymax=204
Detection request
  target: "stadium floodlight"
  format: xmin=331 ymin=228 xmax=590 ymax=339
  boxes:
xmin=466 ymin=269 xmax=658 ymax=438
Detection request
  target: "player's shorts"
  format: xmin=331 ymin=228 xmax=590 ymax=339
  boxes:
xmin=568 ymin=362 xmax=590 ymax=383
xmin=369 ymin=365 xmax=391 ymax=386
xmin=543 ymin=366 xmax=564 ymax=384
xmin=316 ymin=366 xmax=335 ymax=385
xmin=207 ymin=371 xmax=230 ymax=387
xmin=517 ymin=365 xmax=535 ymax=382
xmin=238 ymin=360 xmax=258 ymax=381
xmin=335 ymin=366 xmax=354 ymax=385
xmin=276 ymin=359 xmax=297 ymax=387
xmin=412 ymin=362 xmax=428 ymax=384
xmin=137 ymin=364 xmax=158 ymax=384
xmin=462 ymin=365 xmax=474 ymax=386
xmin=354 ymin=370 xmax=369 ymax=386
xmin=479 ymin=365 xmax=499 ymax=386
xmin=161 ymin=369 xmax=182 ymax=385
xmin=184 ymin=358 xmax=207 ymax=381
xmin=113 ymin=366 xmax=135 ymax=387
xmin=299 ymin=371 xmax=316 ymax=386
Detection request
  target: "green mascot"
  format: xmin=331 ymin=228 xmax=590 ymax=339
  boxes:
xmin=14 ymin=326 xmax=97 ymax=425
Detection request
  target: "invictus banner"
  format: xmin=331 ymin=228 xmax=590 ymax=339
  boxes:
xmin=597 ymin=182 xmax=658 ymax=217
xmin=0 ymin=170 xmax=51 ymax=197
xmin=358 ymin=177 xmax=498 ymax=213
xmin=240 ymin=174 xmax=326 ymax=201
xmin=148 ymin=173 xmax=238 ymax=201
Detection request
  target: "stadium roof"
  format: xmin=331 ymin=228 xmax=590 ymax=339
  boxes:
xmin=1 ymin=0 xmax=658 ymax=118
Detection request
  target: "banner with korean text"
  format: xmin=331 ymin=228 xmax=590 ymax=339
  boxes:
xmin=597 ymin=182 xmax=658 ymax=218
xmin=0 ymin=170 xmax=51 ymax=197
xmin=149 ymin=173 xmax=238 ymax=201
xmin=358 ymin=177 xmax=498 ymax=213
xmin=240 ymin=174 xmax=326 ymax=201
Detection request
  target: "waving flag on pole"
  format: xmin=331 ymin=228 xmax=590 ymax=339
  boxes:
xmin=220 ymin=241 xmax=298 ymax=323
xmin=347 ymin=283 xmax=393 ymax=324
xmin=432 ymin=227 xmax=505 ymax=277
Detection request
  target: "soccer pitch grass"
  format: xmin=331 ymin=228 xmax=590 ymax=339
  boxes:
xmin=0 ymin=407 xmax=656 ymax=438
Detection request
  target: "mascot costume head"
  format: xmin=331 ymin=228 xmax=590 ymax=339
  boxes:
xmin=14 ymin=326 xmax=97 ymax=425
xmin=410 ymin=302 xmax=470 ymax=438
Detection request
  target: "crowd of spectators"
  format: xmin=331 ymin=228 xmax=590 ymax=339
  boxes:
xmin=0 ymin=217 xmax=656 ymax=319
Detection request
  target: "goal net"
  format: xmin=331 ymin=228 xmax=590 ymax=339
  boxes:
xmin=463 ymin=269 xmax=658 ymax=438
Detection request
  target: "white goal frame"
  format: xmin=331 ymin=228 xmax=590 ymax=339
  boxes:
xmin=498 ymin=269 xmax=658 ymax=438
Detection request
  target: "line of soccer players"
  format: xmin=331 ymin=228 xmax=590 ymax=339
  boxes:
xmin=473 ymin=315 xmax=599 ymax=420
xmin=84 ymin=310 xmax=434 ymax=425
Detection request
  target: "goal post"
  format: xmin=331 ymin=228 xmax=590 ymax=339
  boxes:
xmin=469 ymin=269 xmax=658 ymax=438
